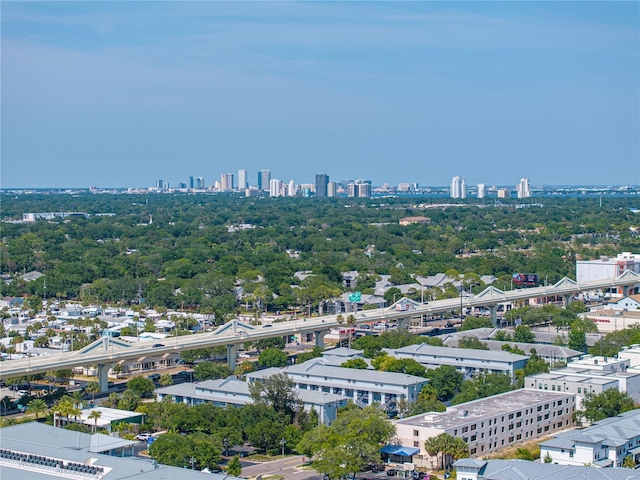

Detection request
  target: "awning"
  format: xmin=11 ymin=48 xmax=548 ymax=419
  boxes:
xmin=629 ymin=446 xmax=640 ymax=455
xmin=380 ymin=445 xmax=420 ymax=457
xmin=593 ymin=458 xmax=614 ymax=467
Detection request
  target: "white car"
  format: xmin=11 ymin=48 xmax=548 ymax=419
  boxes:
xmin=136 ymin=433 xmax=153 ymax=441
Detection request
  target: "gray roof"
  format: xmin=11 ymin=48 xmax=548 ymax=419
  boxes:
xmin=157 ymin=376 xmax=346 ymax=406
xmin=248 ymin=359 xmax=429 ymax=387
xmin=453 ymin=459 xmax=640 ymax=480
xmin=0 ymin=423 xmax=242 ymax=480
xmin=443 ymin=337 xmax=582 ymax=359
xmin=541 ymin=409 xmax=640 ymax=451
xmin=390 ymin=343 xmax=528 ymax=362
xmin=322 ymin=347 xmax=364 ymax=357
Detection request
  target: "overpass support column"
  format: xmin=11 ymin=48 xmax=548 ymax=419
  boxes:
xmin=397 ymin=318 xmax=409 ymax=330
xmin=227 ymin=344 xmax=238 ymax=372
xmin=563 ymin=294 xmax=573 ymax=307
xmin=622 ymin=286 xmax=631 ymax=297
xmin=488 ymin=305 xmax=498 ymax=326
xmin=314 ymin=330 xmax=330 ymax=349
xmin=96 ymin=363 xmax=114 ymax=393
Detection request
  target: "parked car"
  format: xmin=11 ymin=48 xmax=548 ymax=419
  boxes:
xmin=387 ymin=469 xmax=398 ymax=477
xmin=136 ymin=433 xmax=153 ymax=441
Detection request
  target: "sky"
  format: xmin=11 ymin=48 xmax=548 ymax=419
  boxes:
xmin=2 ymin=1 xmax=639 ymax=189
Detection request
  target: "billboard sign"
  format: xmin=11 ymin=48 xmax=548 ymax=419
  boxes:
xmin=512 ymin=273 xmax=539 ymax=287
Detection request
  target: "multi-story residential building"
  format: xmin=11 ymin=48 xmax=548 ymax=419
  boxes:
xmin=156 ymin=377 xmax=347 ymax=425
xmin=269 ymin=178 xmax=283 ymax=197
xmin=386 ymin=344 xmax=528 ymax=379
xmin=220 ymin=173 xmax=234 ymax=191
xmin=347 ymin=180 xmax=372 ymax=198
xmin=451 ymin=176 xmax=467 ymax=199
xmin=540 ymin=409 xmax=640 ymax=468
xmin=246 ymin=358 xmax=429 ymax=410
xmin=395 ymin=389 xmax=575 ymax=466
xmin=477 ymin=183 xmax=486 ymax=199
xmin=454 ymin=459 xmax=640 ymax=480
xmin=516 ymin=178 xmax=531 ymax=198
xmin=497 ymin=188 xmax=511 ymax=198
xmin=315 ymin=174 xmax=329 ymax=197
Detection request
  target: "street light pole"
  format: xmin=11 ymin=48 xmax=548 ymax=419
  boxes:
xmin=280 ymin=438 xmax=286 ymax=457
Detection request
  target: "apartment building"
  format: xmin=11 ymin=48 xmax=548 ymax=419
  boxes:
xmin=156 ymin=377 xmax=347 ymax=425
xmin=394 ymin=389 xmax=575 ymax=468
xmin=540 ymin=409 xmax=640 ymax=468
xmin=246 ymin=358 xmax=428 ymax=409
xmin=386 ymin=344 xmax=528 ymax=379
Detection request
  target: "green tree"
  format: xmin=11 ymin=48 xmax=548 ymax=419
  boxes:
xmin=623 ymin=455 xmax=636 ymax=469
xmin=460 ymin=316 xmax=493 ymax=331
xmin=257 ymin=348 xmax=288 ymax=368
xmin=452 ymin=372 xmax=516 ymax=405
xmin=26 ymin=398 xmax=48 ymax=420
xmin=194 ymin=362 xmax=230 ymax=381
xmin=341 ymin=358 xmax=369 ymax=369
xmin=226 ymin=455 xmax=242 ymax=476
xmin=424 ymin=432 xmax=469 ymax=471
xmin=249 ymin=373 xmax=301 ymax=420
xmin=296 ymin=347 xmax=323 ymax=363
xmin=88 ymin=409 xmax=102 ymax=432
xmin=425 ymin=365 xmax=464 ymax=402
xmin=127 ymin=376 xmax=156 ymax=397
xmin=159 ymin=373 xmax=173 ymax=387
xmin=457 ymin=336 xmax=489 ymax=350
xmin=84 ymin=381 xmax=100 ymax=404
xmin=494 ymin=330 xmax=513 ymax=341
xmin=513 ymin=325 xmax=535 ymax=343
xmin=297 ymin=405 xmax=395 ymax=478
xmin=523 ymin=349 xmax=549 ymax=376
xmin=574 ymin=389 xmax=635 ymax=424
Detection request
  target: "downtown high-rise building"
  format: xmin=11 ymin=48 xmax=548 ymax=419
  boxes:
xmin=450 ymin=176 xmax=467 ymax=199
xmin=258 ymin=170 xmax=271 ymax=191
xmin=238 ymin=169 xmax=248 ymax=189
xmin=477 ymin=183 xmax=486 ymax=199
xmin=156 ymin=180 xmax=164 ymax=189
xmin=327 ymin=181 xmax=337 ymax=197
xmin=516 ymin=178 xmax=531 ymax=198
xmin=189 ymin=176 xmax=195 ymax=189
xmin=315 ymin=174 xmax=329 ymax=197
xmin=196 ymin=177 xmax=205 ymax=189
xmin=220 ymin=173 xmax=234 ymax=191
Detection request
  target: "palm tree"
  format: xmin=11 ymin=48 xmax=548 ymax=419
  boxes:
xmin=85 ymin=381 xmax=100 ymax=404
xmin=26 ymin=399 xmax=48 ymax=420
xmin=346 ymin=314 xmax=357 ymax=348
xmin=67 ymin=391 xmax=85 ymax=410
xmin=88 ymin=410 xmax=102 ymax=433
xmin=336 ymin=314 xmax=344 ymax=325
xmin=159 ymin=373 xmax=173 ymax=387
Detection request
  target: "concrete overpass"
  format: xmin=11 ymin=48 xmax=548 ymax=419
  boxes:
xmin=1 ymin=270 xmax=638 ymax=391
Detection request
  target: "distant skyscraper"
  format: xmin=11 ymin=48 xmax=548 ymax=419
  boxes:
xmin=269 ymin=178 xmax=283 ymax=197
xmin=156 ymin=180 xmax=163 ymax=189
xmin=287 ymin=180 xmax=296 ymax=197
xmin=238 ymin=169 xmax=248 ymax=189
xmin=315 ymin=174 xmax=329 ymax=197
xmin=327 ymin=181 xmax=337 ymax=197
xmin=196 ymin=177 xmax=205 ymax=189
xmin=450 ymin=176 xmax=467 ymax=199
xmin=347 ymin=180 xmax=372 ymax=198
xmin=189 ymin=176 xmax=195 ymax=189
xmin=516 ymin=178 xmax=531 ymax=198
xmin=477 ymin=183 xmax=486 ymax=199
xmin=259 ymin=170 xmax=271 ymax=191
xmin=220 ymin=174 xmax=234 ymax=191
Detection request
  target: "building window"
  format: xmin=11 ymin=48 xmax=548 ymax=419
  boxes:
xmin=414 ymin=441 xmax=420 ymax=447
xmin=414 ymin=430 xmax=419 ymax=437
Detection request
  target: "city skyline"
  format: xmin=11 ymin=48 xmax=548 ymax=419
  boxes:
xmin=2 ymin=2 xmax=639 ymax=188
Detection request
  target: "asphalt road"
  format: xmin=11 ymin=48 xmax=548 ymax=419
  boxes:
xmin=239 ymin=456 xmax=396 ymax=480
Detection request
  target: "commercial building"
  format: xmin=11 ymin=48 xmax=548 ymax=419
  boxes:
xmin=477 ymin=183 xmax=486 ymax=199
xmin=395 ymin=389 xmax=575 ymax=467
xmin=258 ymin=169 xmax=271 ymax=191
xmin=450 ymin=176 xmax=467 ymax=199
xmin=327 ymin=181 xmax=337 ymax=197
xmin=238 ymin=169 xmax=248 ymax=189
xmin=315 ymin=174 xmax=329 ymax=197
xmin=454 ymin=459 xmax=640 ymax=480
xmin=347 ymin=180 xmax=372 ymax=198
xmin=576 ymin=253 xmax=640 ymax=296
xmin=220 ymin=173 xmax=234 ymax=191
xmin=386 ymin=344 xmax=528 ymax=379
xmin=156 ymin=377 xmax=347 ymax=425
xmin=247 ymin=358 xmax=429 ymax=410
xmin=0 ymin=422 xmax=241 ymax=479
xmin=540 ymin=409 xmax=640 ymax=468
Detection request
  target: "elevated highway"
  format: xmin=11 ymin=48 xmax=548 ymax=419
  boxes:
xmin=1 ymin=270 xmax=638 ymax=391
